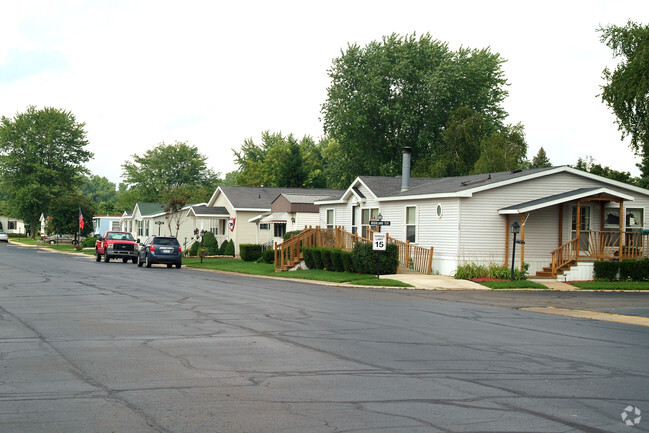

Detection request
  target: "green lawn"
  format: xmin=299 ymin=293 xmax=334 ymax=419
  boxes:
xmin=571 ymin=281 xmax=649 ymax=290
xmin=479 ymin=280 xmax=549 ymax=290
xmin=183 ymin=257 xmax=412 ymax=287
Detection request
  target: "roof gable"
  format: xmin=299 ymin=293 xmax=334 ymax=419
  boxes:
xmin=210 ymin=186 xmax=344 ymax=211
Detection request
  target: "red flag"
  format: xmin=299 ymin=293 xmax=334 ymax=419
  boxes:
xmin=79 ymin=209 xmax=84 ymax=231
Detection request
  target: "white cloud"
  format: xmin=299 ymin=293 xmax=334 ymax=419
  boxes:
xmin=1 ymin=0 xmax=647 ymax=184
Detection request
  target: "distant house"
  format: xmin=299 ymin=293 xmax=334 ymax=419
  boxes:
xmin=207 ymin=186 xmax=343 ymax=254
xmin=0 ymin=216 xmax=25 ymax=235
xmin=92 ymin=215 xmax=122 ymax=236
xmin=317 ymin=148 xmax=649 ymax=280
xmin=249 ymin=191 xmax=344 ymax=246
xmin=121 ymin=202 xmax=165 ymax=241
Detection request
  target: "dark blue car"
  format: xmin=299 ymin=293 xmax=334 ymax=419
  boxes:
xmin=138 ymin=236 xmax=182 ymax=268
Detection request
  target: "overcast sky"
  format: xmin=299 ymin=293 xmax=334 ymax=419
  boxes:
xmin=1 ymin=1 xmax=648 ymax=185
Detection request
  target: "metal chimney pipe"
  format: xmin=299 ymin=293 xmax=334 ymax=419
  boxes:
xmin=401 ymin=147 xmax=412 ymax=192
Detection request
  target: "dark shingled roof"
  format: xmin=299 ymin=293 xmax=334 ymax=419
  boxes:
xmin=190 ymin=205 xmax=230 ymax=216
xmin=361 ymin=167 xmax=557 ymax=198
xmin=219 ymin=186 xmax=344 ymax=210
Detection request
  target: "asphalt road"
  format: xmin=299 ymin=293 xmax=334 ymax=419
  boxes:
xmin=1 ymin=242 xmax=648 ymax=432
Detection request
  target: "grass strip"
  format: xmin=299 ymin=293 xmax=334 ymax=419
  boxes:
xmin=479 ymin=280 xmax=548 ymax=290
xmin=571 ymin=281 xmax=649 ymax=290
xmin=183 ymin=258 xmax=411 ymax=287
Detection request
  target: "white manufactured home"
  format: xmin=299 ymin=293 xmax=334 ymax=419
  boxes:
xmin=317 ymin=150 xmax=649 ymax=279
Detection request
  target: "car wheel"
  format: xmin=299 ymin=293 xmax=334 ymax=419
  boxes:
xmin=122 ymin=258 xmax=128 ymax=263
xmin=49 ymin=240 xmax=56 ymax=245
xmin=166 ymin=263 xmax=172 ymax=268
xmin=145 ymin=253 xmax=152 ymax=268
xmin=175 ymin=263 xmax=182 ymax=269
xmin=104 ymin=254 xmax=110 ymax=263
xmin=96 ymin=252 xmax=101 ymax=262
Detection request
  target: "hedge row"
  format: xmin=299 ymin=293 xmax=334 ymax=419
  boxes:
xmin=302 ymin=243 xmax=398 ymax=275
xmin=240 ymin=244 xmax=262 ymax=261
xmin=188 ymin=239 xmax=235 ymax=257
xmin=594 ymin=258 xmax=649 ymax=281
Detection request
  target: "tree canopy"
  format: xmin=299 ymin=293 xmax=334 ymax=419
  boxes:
xmin=121 ymin=141 xmax=220 ymax=207
xmin=233 ymin=132 xmax=326 ymax=188
xmin=321 ymin=33 xmax=510 ymax=185
xmin=599 ymin=20 xmax=649 ymax=177
xmin=0 ymin=106 xmax=93 ymax=237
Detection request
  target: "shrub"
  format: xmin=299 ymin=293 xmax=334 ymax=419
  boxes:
xmin=619 ymin=258 xmax=649 ymax=281
xmin=351 ymin=243 xmax=398 ymax=275
xmin=330 ymin=249 xmax=345 ymax=272
xmin=311 ymin=247 xmax=324 ymax=270
xmin=81 ymin=236 xmax=97 ymax=248
xmin=261 ymin=249 xmax=275 ymax=264
xmin=203 ymin=231 xmax=219 ymax=255
xmin=283 ymin=230 xmax=302 ymax=241
xmin=190 ymin=240 xmax=200 ymax=256
xmin=320 ymin=248 xmax=334 ymax=271
xmin=302 ymin=248 xmax=316 ymax=269
xmin=223 ymin=239 xmax=235 ymax=256
xmin=455 ymin=262 xmax=527 ymax=280
xmin=240 ymin=244 xmax=262 ymax=261
xmin=341 ymin=250 xmax=354 ymax=273
xmin=594 ymin=260 xmax=620 ymax=281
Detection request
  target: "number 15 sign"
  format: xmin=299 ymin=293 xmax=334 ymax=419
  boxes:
xmin=373 ymin=233 xmax=387 ymax=251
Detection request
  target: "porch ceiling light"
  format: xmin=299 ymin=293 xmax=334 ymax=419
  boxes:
xmin=511 ymin=221 xmax=520 ymax=234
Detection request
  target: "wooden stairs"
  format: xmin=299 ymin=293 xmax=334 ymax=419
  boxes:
xmin=532 ymin=260 xmax=576 ymax=279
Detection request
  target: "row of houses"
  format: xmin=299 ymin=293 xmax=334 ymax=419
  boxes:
xmin=60 ymin=149 xmax=649 ymax=280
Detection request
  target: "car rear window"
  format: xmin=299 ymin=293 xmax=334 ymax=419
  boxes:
xmin=154 ymin=237 xmax=179 ymax=246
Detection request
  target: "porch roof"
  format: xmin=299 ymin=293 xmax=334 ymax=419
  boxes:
xmin=260 ymin=212 xmax=288 ymax=223
xmin=498 ymin=187 xmax=635 ymax=214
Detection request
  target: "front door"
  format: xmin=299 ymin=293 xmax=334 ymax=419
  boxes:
xmin=571 ymin=204 xmax=591 ymax=251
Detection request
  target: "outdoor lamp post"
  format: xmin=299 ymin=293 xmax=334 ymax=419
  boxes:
xmin=200 ymin=229 xmax=206 ymax=246
xmin=155 ymin=221 xmax=164 ymax=236
xmin=377 ymin=213 xmax=383 ymax=233
xmin=511 ymin=222 xmax=520 ymax=281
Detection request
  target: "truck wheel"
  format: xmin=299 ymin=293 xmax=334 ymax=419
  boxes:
xmin=96 ymin=252 xmax=101 ymax=262
xmin=122 ymin=258 xmax=128 ymax=263
xmin=104 ymin=254 xmax=110 ymax=263
xmin=145 ymin=253 xmax=152 ymax=268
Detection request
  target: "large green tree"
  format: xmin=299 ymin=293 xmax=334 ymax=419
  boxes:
xmin=599 ymin=21 xmax=649 ymax=177
xmin=321 ymin=33 xmax=509 ymax=184
xmin=121 ymin=141 xmax=219 ymax=205
xmin=0 ymin=106 xmax=93 ymax=238
xmin=81 ymin=174 xmax=118 ymax=214
xmin=233 ymin=132 xmax=324 ymax=187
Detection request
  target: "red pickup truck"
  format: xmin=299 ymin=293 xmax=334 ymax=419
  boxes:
xmin=95 ymin=231 xmax=140 ymax=263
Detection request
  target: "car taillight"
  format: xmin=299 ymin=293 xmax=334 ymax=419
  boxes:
xmin=178 ymin=246 xmax=182 ymax=253
xmin=149 ymin=245 xmax=155 ymax=252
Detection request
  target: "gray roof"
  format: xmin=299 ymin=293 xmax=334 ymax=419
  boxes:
xmin=499 ymin=187 xmax=634 ymax=214
xmin=279 ymin=192 xmax=344 ymax=204
xmin=191 ymin=205 xmax=230 ymax=217
xmin=361 ymin=166 xmax=557 ymax=198
xmin=219 ymin=186 xmax=344 ymax=210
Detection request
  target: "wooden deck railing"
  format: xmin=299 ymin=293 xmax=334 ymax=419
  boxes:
xmin=550 ymin=230 xmax=649 ymax=277
xmin=274 ymin=226 xmax=433 ymax=274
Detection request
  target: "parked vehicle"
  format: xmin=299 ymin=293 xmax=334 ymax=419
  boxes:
xmin=0 ymin=231 xmax=8 ymax=242
xmin=138 ymin=236 xmax=182 ymax=268
xmin=95 ymin=231 xmax=139 ymax=263
xmin=43 ymin=234 xmax=75 ymax=245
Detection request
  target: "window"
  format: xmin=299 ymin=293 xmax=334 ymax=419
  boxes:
xmin=326 ymin=209 xmax=334 ymax=229
xmin=111 ymin=221 xmax=120 ymax=231
xmin=351 ymin=205 xmax=359 ymax=234
xmin=436 ymin=204 xmax=443 ymax=218
xmin=8 ymin=221 xmax=16 ymax=230
xmin=145 ymin=221 xmax=150 ymax=237
xmin=260 ymin=223 xmax=270 ymax=230
xmin=627 ymin=208 xmax=644 ymax=231
xmin=220 ymin=219 xmax=227 ymax=234
xmin=274 ymin=223 xmax=286 ymax=238
xmin=406 ymin=206 xmax=417 ymax=243
xmin=209 ymin=218 xmax=218 ymax=235
xmin=361 ymin=208 xmax=379 ymax=238
xmin=137 ymin=221 xmax=143 ymax=236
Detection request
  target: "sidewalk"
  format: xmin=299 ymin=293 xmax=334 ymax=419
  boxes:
xmin=383 ymin=274 xmax=490 ymax=290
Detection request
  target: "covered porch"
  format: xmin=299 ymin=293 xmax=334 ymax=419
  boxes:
xmin=499 ymin=187 xmax=644 ymax=279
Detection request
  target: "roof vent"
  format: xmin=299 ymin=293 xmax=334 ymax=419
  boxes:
xmin=511 ymin=169 xmax=523 ymax=174
xmin=401 ymin=147 xmax=412 ymax=192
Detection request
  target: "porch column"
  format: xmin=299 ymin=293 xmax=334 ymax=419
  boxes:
xmin=558 ymin=204 xmax=563 ymax=247
xmin=504 ymin=215 xmax=510 ymax=267
xmin=520 ymin=212 xmax=526 ymax=271
xmin=576 ymin=201 xmax=582 ymax=258
xmin=619 ymin=200 xmax=624 ymax=258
